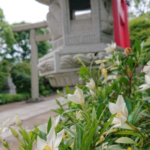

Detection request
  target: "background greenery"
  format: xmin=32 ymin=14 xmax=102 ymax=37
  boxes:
xmin=0 ymin=8 xmax=56 ymax=104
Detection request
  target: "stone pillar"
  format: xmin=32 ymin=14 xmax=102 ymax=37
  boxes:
xmin=30 ymin=29 xmax=39 ymax=100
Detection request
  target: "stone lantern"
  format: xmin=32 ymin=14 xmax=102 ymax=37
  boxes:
xmin=37 ymin=0 xmax=114 ymax=88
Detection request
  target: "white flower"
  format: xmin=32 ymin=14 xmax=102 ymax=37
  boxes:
xmin=109 ymin=95 xmax=128 ymax=128
xmin=143 ymin=61 xmax=150 ymax=75
xmin=38 ymin=115 xmax=60 ymax=134
xmin=105 ymin=54 xmax=113 ymax=59
xmin=86 ymin=79 xmax=95 ymax=90
xmin=90 ymin=90 xmax=96 ymax=97
xmin=141 ymin=41 xmax=144 ymax=49
xmin=68 ymin=87 xmax=85 ymax=104
xmin=99 ymin=63 xmax=105 ymax=69
xmin=76 ymin=111 xmax=83 ymax=120
xmin=115 ymin=56 xmax=120 ymax=66
xmin=95 ymin=59 xmax=108 ymax=64
xmin=139 ymin=75 xmax=150 ymax=91
xmin=105 ymin=42 xmax=116 ymax=53
xmin=36 ymin=126 xmax=64 ymax=150
xmin=0 ymin=118 xmax=10 ymax=135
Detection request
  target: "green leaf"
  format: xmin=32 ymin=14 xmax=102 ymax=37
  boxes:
xmin=66 ymin=86 xmax=70 ymax=94
xmin=115 ymin=137 xmax=137 ymax=144
xmin=73 ymin=123 xmax=84 ymax=150
xmin=92 ymin=107 xmax=96 ymax=121
xmin=124 ymin=97 xmax=132 ymax=114
xmin=21 ymin=129 xmax=29 ymax=144
xmin=47 ymin=117 xmax=52 ymax=134
xmin=134 ymin=39 xmax=141 ymax=54
xmin=119 ymin=77 xmax=129 ymax=85
xmin=99 ymin=114 xmax=116 ymax=138
xmin=127 ymin=57 xmax=133 ymax=72
xmin=96 ymin=103 xmax=105 ymax=120
xmin=38 ymin=131 xmax=47 ymax=141
xmin=116 ymin=131 xmax=141 ymax=138
xmin=107 ymin=145 xmax=126 ymax=150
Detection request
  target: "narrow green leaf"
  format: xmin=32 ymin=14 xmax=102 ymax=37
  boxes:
xmin=47 ymin=117 xmax=52 ymax=134
xmin=115 ymin=137 xmax=137 ymax=144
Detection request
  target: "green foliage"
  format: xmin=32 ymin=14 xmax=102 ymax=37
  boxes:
xmin=0 ymin=60 xmax=9 ymax=92
xmin=129 ymin=15 xmax=150 ymax=64
xmin=0 ymin=8 xmax=15 ymax=54
xmin=0 ymin=93 xmax=30 ymax=104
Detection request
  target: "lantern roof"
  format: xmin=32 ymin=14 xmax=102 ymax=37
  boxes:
xmin=36 ymin=0 xmax=50 ymax=5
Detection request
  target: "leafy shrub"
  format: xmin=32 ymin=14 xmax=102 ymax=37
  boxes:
xmin=0 ymin=93 xmax=30 ymax=104
xmin=129 ymin=14 xmax=150 ymax=64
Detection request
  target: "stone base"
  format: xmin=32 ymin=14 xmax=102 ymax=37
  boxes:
xmin=38 ymin=43 xmax=107 ymax=87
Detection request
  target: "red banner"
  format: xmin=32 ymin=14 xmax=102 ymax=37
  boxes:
xmin=112 ymin=0 xmax=130 ymax=48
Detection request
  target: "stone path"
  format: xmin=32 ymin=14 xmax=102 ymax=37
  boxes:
xmin=0 ymin=94 xmax=66 ymax=150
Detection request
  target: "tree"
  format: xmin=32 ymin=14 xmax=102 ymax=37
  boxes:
xmin=129 ymin=14 xmax=150 ymax=64
xmin=128 ymin=0 xmax=150 ymax=18
xmin=0 ymin=8 xmax=15 ymax=60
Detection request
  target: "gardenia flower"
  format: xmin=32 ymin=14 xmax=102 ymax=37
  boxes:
xmin=0 ymin=118 xmax=10 ymax=135
xmin=36 ymin=126 xmax=64 ymax=150
xmin=105 ymin=42 xmax=116 ymax=53
xmin=109 ymin=95 xmax=128 ymax=128
xmin=143 ymin=61 xmax=150 ymax=75
xmin=68 ymin=87 xmax=85 ymax=104
xmin=139 ymin=75 xmax=150 ymax=91
xmin=86 ymin=79 xmax=95 ymax=90
xmin=38 ymin=115 xmax=60 ymax=134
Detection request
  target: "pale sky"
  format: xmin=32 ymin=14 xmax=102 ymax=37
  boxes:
xmin=0 ymin=0 xmax=49 ymax=24
xmin=0 ymin=0 xmax=91 ymax=25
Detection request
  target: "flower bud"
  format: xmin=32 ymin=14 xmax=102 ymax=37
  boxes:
xmin=101 ymin=68 xmax=107 ymax=79
xmin=124 ymin=47 xmax=132 ymax=56
xmin=90 ymin=90 xmax=96 ymax=98
xmin=10 ymin=126 xmax=18 ymax=138
xmin=76 ymin=111 xmax=83 ymax=120
xmin=15 ymin=115 xmax=22 ymax=127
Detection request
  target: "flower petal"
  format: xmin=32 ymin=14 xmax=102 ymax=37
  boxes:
xmin=122 ymin=103 xmax=128 ymax=118
xmin=54 ymin=129 xmax=64 ymax=149
xmin=120 ymin=116 xmax=127 ymax=126
xmin=116 ymin=95 xmax=125 ymax=107
xmin=38 ymin=123 xmax=47 ymax=134
xmin=74 ymin=88 xmax=84 ymax=103
xmin=47 ymin=126 xmax=56 ymax=148
xmin=52 ymin=115 xmax=60 ymax=128
xmin=0 ymin=118 xmax=10 ymax=135
xmin=37 ymin=136 xmax=47 ymax=150
xmin=147 ymin=61 xmax=150 ymax=66
xmin=112 ymin=118 xmax=120 ymax=125
xmin=90 ymin=79 xmax=95 ymax=88
xmin=68 ymin=94 xmax=81 ymax=104
xmin=145 ymin=75 xmax=150 ymax=84
xmin=109 ymin=102 xmax=122 ymax=114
